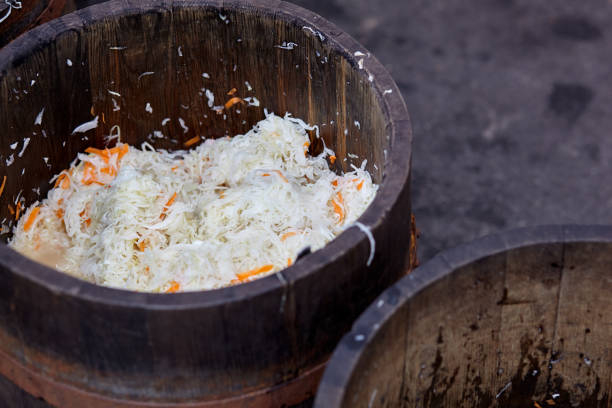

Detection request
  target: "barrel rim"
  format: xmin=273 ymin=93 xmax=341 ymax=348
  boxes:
xmin=0 ymin=0 xmax=412 ymax=309
xmin=313 ymin=224 xmax=612 ymax=407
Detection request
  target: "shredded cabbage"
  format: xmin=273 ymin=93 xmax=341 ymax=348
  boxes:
xmin=10 ymin=113 xmax=377 ymax=292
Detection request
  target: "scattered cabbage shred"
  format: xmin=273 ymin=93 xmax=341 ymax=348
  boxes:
xmin=10 ymin=114 xmax=377 ymax=293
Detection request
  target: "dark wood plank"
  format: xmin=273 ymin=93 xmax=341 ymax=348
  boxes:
xmin=401 ymin=251 xmax=506 ymax=407
xmin=494 ymin=242 xmax=563 ymax=405
xmin=0 ymin=0 xmax=67 ymax=48
xmin=546 ymin=242 xmax=612 ymax=404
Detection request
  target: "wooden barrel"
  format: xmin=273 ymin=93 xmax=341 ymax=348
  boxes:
xmin=0 ymin=0 xmax=413 ymax=406
xmin=0 ymin=0 xmax=70 ymax=48
xmin=315 ymin=225 xmax=612 ymax=407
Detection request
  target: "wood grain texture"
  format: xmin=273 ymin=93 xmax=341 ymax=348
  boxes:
xmin=315 ymin=226 xmax=612 ymax=408
xmin=0 ymin=0 xmax=412 ymax=406
xmin=0 ymin=0 xmax=69 ymax=48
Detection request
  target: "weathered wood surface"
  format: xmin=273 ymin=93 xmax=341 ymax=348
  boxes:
xmin=0 ymin=0 xmax=71 ymax=48
xmin=0 ymin=0 xmax=412 ymax=406
xmin=315 ymin=225 xmax=612 ymax=408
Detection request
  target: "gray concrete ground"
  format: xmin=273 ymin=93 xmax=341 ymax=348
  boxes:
xmin=294 ymin=0 xmax=612 ymax=262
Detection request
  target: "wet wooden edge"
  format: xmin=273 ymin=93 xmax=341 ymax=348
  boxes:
xmin=0 ymin=0 xmax=412 ymax=310
xmin=313 ymin=224 xmax=612 ymax=408
xmin=0 ymin=345 xmax=326 ymax=408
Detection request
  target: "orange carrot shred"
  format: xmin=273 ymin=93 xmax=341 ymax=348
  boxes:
xmin=287 ymin=258 xmax=293 ymax=266
xmin=61 ymin=176 xmax=70 ymax=189
xmin=331 ymin=180 xmax=338 ymax=187
xmin=224 ymin=97 xmax=244 ymax=110
xmin=85 ymin=147 xmax=111 ymax=163
xmin=262 ymin=171 xmax=287 ymax=182
xmin=8 ymin=205 xmax=14 ymax=215
xmin=116 ymin=144 xmax=129 ymax=160
xmin=184 ymin=136 xmax=201 ymax=147
xmin=357 ymin=180 xmax=364 ymax=191
xmin=79 ymin=206 xmax=91 ymax=226
xmin=55 ymin=209 xmax=64 ymax=219
xmin=100 ymin=166 xmax=117 ymax=176
xmin=281 ymin=231 xmax=297 ymax=241
xmin=160 ymin=192 xmax=177 ymax=219
xmin=54 ymin=172 xmax=70 ymax=189
xmin=137 ymin=239 xmax=147 ymax=252
xmin=85 ymin=147 xmax=104 ymax=155
xmin=236 ymin=264 xmax=274 ymax=282
xmin=82 ymin=160 xmax=107 ymax=185
xmin=227 ymin=87 xmax=237 ymax=95
xmin=23 ymin=207 xmax=40 ymax=231
xmin=82 ymin=144 xmax=122 ymax=180
xmin=57 ymin=198 xmax=64 ymax=206
xmin=332 ymin=192 xmax=344 ymax=224
xmin=82 ymin=162 xmax=97 ymax=185
xmin=0 ymin=176 xmax=6 ymax=199
xmin=166 ymin=192 xmax=177 ymax=207
xmin=329 ymin=155 xmax=336 ymax=164
xmin=166 ymin=280 xmax=180 ymax=293
xmin=15 ymin=202 xmax=21 ymax=221
xmin=273 ymin=170 xmax=288 ymax=183
xmin=171 ymin=166 xmax=178 ymax=171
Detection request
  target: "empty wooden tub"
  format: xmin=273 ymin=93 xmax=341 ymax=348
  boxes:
xmin=316 ymin=225 xmax=612 ymax=407
xmin=0 ymin=0 xmax=413 ymax=406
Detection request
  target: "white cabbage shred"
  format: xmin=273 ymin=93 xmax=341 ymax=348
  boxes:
xmin=9 ymin=113 xmax=377 ymax=293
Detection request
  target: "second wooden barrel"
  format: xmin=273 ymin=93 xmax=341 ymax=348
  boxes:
xmin=0 ymin=0 xmax=413 ymax=406
xmin=316 ymin=225 xmax=612 ymax=407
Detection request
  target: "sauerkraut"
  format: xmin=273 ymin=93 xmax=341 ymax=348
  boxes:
xmin=9 ymin=113 xmax=377 ymax=292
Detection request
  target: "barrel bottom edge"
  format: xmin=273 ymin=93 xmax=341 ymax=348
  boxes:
xmin=0 ymin=347 xmax=326 ymax=408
